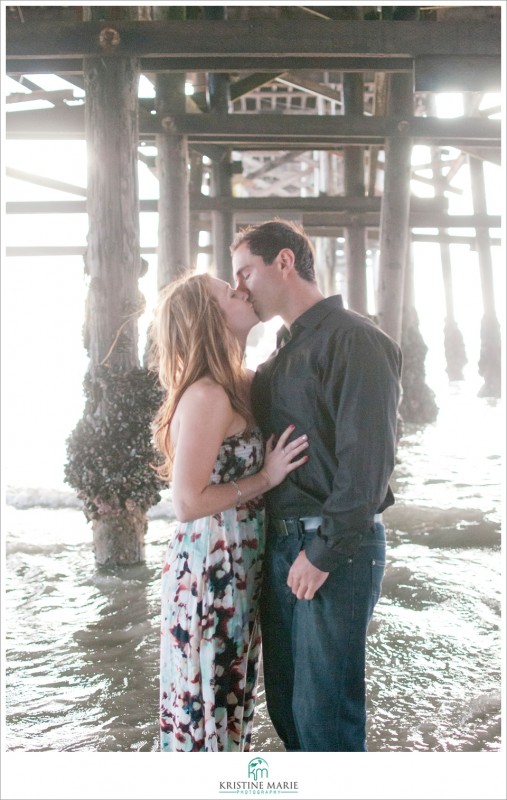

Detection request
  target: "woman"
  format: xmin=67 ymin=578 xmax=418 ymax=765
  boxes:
xmin=149 ymin=272 xmax=308 ymax=752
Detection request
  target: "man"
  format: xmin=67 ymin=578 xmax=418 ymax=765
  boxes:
xmin=231 ymin=219 xmax=402 ymax=752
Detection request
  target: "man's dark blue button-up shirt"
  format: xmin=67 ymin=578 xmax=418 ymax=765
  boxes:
xmin=251 ymin=295 xmax=402 ymax=571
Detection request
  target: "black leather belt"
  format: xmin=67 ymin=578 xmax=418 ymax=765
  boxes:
xmin=269 ymin=513 xmax=383 ymax=537
xmin=269 ymin=516 xmax=323 ymax=537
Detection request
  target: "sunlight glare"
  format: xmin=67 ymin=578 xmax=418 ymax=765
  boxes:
xmin=5 ymin=76 xmax=31 ymax=94
xmin=138 ymin=75 xmax=155 ymax=98
xmin=6 ymin=100 xmax=56 ymax=112
xmin=434 ymin=93 xmax=464 ymax=118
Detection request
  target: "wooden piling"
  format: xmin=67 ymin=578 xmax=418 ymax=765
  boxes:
xmin=377 ymin=70 xmax=438 ymax=422
xmin=400 ymin=243 xmax=438 ymax=423
xmin=208 ymin=72 xmax=234 ymax=281
xmin=467 ymin=141 xmax=501 ymax=397
xmin=82 ymin=64 xmax=141 ymax=371
xmin=440 ymin=238 xmax=469 ymax=382
xmin=376 ymin=72 xmax=413 ymax=344
xmin=343 ymin=73 xmax=367 ymax=315
xmin=155 ymin=72 xmax=190 ymax=286
xmin=432 ymin=145 xmax=468 ymax=380
xmin=189 ymin=151 xmax=204 ymax=270
xmin=65 ymin=6 xmax=164 ymax=566
xmin=316 ymin=151 xmax=338 ymax=297
xmin=154 ymin=6 xmax=190 ymax=287
xmin=427 ymin=93 xmax=467 ymax=381
xmin=204 ymin=6 xmax=234 ymax=281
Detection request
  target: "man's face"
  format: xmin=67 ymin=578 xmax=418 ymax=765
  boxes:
xmin=232 ymin=242 xmax=282 ymax=323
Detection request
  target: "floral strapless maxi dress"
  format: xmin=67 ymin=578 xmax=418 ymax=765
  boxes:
xmin=160 ymin=428 xmax=265 ymax=752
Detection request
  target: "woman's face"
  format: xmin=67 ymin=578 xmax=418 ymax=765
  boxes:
xmin=209 ymin=278 xmax=259 ymax=339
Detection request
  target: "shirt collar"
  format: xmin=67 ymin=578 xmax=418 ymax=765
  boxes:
xmin=276 ymin=295 xmax=344 ymax=347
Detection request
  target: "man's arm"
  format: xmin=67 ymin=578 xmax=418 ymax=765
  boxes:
xmin=305 ymin=324 xmax=402 ymax=572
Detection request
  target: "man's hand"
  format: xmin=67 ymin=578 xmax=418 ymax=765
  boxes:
xmin=287 ymin=550 xmax=329 ymax=600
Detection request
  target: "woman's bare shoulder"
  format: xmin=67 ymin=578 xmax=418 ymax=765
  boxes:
xmin=182 ymin=376 xmax=229 ymax=404
xmin=177 ymin=377 xmax=232 ymax=421
xmin=171 ymin=378 xmax=232 ymax=444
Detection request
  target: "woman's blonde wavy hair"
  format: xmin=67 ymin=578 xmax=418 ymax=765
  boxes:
xmin=148 ymin=271 xmax=254 ymax=482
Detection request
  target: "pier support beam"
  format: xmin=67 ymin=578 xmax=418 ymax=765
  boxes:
xmin=65 ymin=6 xmax=163 ymax=566
xmin=189 ymin=151 xmax=204 ymax=269
xmin=435 ymin=195 xmax=468 ymax=380
xmin=343 ymin=72 xmax=367 ymax=316
xmin=154 ymin=6 xmax=190 ymax=287
xmin=440 ymin=243 xmax=468 ymax=382
xmin=400 ymin=244 xmax=438 ymax=423
xmin=155 ymin=73 xmax=190 ymax=285
xmin=315 ymin=151 xmax=338 ymax=297
xmin=376 ymin=72 xmax=412 ymax=344
xmin=428 ymin=99 xmax=467 ymax=380
xmin=206 ymin=7 xmax=234 ymax=281
xmin=377 ymin=70 xmax=437 ymax=423
xmin=208 ymin=74 xmax=234 ymax=281
xmin=467 ymin=151 xmax=501 ymax=397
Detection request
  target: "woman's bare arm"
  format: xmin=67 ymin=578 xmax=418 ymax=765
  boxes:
xmin=170 ymin=379 xmax=308 ymax=522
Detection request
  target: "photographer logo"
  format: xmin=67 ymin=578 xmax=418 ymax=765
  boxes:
xmin=248 ymin=757 xmax=269 ymax=780
xmin=218 ymin=756 xmax=299 ymax=795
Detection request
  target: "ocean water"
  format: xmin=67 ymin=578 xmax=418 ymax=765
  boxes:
xmin=2 ymin=250 xmax=505 ymax=799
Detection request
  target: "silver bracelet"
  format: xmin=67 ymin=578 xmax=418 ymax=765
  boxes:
xmin=230 ymin=480 xmax=243 ymax=506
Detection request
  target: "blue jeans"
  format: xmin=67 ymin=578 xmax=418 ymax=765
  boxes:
xmin=260 ymin=521 xmax=386 ymax=752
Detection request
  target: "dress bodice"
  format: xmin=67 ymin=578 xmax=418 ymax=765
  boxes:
xmin=210 ymin=427 xmax=264 ymax=486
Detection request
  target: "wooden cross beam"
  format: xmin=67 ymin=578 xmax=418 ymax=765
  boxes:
xmin=5 ymin=19 xmax=501 ymax=90
xmin=7 ymin=196 xmax=447 ymax=214
xmin=6 ymin=20 xmax=500 ymax=60
xmin=6 ymin=107 xmax=501 ymax=149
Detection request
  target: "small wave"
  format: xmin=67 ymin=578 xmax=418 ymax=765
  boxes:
xmin=5 ymin=486 xmax=176 ymax=521
xmin=386 ymin=504 xmax=500 ymax=548
xmin=147 ymin=498 xmax=175 ymax=521
xmin=6 ymin=486 xmax=83 ymax=510
xmin=381 ymin=565 xmax=451 ymax=608
xmin=5 ymin=541 xmax=72 ymax=556
xmin=419 ymin=523 xmax=500 ymax=549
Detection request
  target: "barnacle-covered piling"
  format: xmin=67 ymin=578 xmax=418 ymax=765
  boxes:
xmin=65 ymin=367 xmax=165 ymax=565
